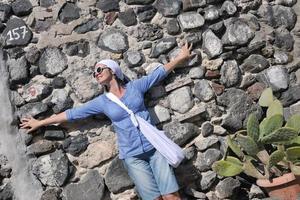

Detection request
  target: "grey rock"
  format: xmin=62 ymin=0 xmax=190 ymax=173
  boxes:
xmin=273 ymin=50 xmax=289 ymax=65
xmin=136 ymin=5 xmax=156 ymax=22
xmin=52 ymin=77 xmax=66 ymax=89
xmin=249 ymin=184 xmax=266 ymax=199
xmin=274 ymin=27 xmax=294 ymax=51
xmin=201 ymin=121 xmax=214 ymax=137
xmin=58 ymin=3 xmax=80 ymax=24
xmin=193 ymin=80 xmax=215 ymax=102
xmin=63 ymin=170 xmax=105 ymax=200
xmin=184 ymin=187 xmax=206 ymax=199
xmin=39 ymin=48 xmax=68 ymax=77
xmin=22 ymin=78 xmax=52 ymax=103
xmin=0 ymin=3 xmax=12 ymax=22
xmin=96 ymin=0 xmax=119 ymax=12
xmin=209 ymin=21 xmax=225 ymax=34
xmin=27 ymin=140 xmax=56 ymax=156
xmin=50 ymin=89 xmax=73 ymax=113
xmin=258 ymin=5 xmax=297 ymax=30
xmin=220 ymin=60 xmax=241 ymax=87
xmin=202 ymin=29 xmax=222 ymax=58
xmin=64 ymin=40 xmax=90 ymax=57
xmin=74 ymin=18 xmax=102 ymax=34
xmin=195 ymin=135 xmax=219 ymax=151
xmin=177 ymin=12 xmax=205 ymax=31
xmin=41 ymin=188 xmax=61 ymax=200
xmin=40 ymin=0 xmax=56 ymax=8
xmin=104 ymin=157 xmax=134 ymax=194
xmin=97 ymin=28 xmax=129 ymax=53
xmin=182 ymin=0 xmax=206 ymax=11
xmin=32 ymin=150 xmax=70 ymax=187
xmin=0 ymin=182 xmax=14 ymax=200
xmin=222 ymin=18 xmax=254 ymax=46
xmin=217 ymin=88 xmax=262 ymax=130
xmin=44 ymin=127 xmax=65 ymax=140
xmin=275 ymin=0 xmax=297 ymax=6
xmin=149 ymin=85 xmax=166 ymax=99
xmin=279 ymin=85 xmax=300 ymax=106
xmin=167 ymin=19 xmax=180 ymax=35
xmin=0 ymin=21 xmax=5 ymax=32
xmin=149 ymin=105 xmax=171 ymax=124
xmin=189 ymin=66 xmax=205 ymax=79
xmin=2 ymin=17 xmax=33 ymax=47
xmin=63 ymin=134 xmax=89 ymax=156
xmin=133 ymin=23 xmax=163 ymax=41
xmin=200 ymin=170 xmax=217 ymax=190
xmin=25 ymin=46 xmax=40 ymax=64
xmin=11 ymin=0 xmax=32 ymax=16
xmin=240 ymin=54 xmax=269 ymax=73
xmin=163 ymin=121 xmax=198 ymax=146
xmin=154 ymin=0 xmax=181 ymax=17
xmin=215 ymin=177 xmax=241 ymax=199
xmin=17 ymin=102 xmax=48 ymax=118
xmin=7 ymin=56 xmax=29 ymax=86
xmin=204 ymin=6 xmax=219 ymax=21
xmin=258 ymin=66 xmax=289 ymax=92
xmin=183 ymin=146 xmax=195 ymax=160
xmin=233 ymin=0 xmax=261 ymax=13
xmin=290 ymin=101 xmax=300 ymax=115
xmin=220 ymin=1 xmax=237 ymax=16
xmin=168 ymin=86 xmax=194 ymax=114
xmin=150 ymin=37 xmax=177 ymax=58
xmin=185 ymin=32 xmax=202 ymax=44
xmin=124 ymin=0 xmax=154 ymax=4
xmin=124 ymin=50 xmax=144 ymax=68
xmin=10 ymin=91 xmax=25 ymax=107
xmin=118 ymin=9 xmax=137 ymax=26
xmin=195 ymin=149 xmax=221 ymax=172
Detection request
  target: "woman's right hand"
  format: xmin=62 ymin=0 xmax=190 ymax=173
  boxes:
xmin=20 ymin=116 xmax=42 ymax=133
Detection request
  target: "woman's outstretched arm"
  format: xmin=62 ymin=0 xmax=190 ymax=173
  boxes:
xmin=20 ymin=112 xmax=68 ymax=133
xmin=164 ymin=42 xmax=193 ymax=73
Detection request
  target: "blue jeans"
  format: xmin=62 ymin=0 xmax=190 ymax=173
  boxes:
xmin=122 ymin=149 xmax=179 ymax=200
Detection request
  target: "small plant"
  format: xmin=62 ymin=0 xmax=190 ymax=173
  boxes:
xmin=213 ymin=88 xmax=300 ymax=179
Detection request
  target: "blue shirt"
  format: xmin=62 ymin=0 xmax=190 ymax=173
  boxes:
xmin=65 ymin=65 xmax=168 ymax=159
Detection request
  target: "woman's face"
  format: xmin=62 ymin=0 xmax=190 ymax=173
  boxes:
xmin=93 ymin=64 xmax=113 ymax=85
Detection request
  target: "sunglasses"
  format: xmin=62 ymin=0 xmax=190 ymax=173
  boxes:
xmin=93 ymin=66 xmax=109 ymax=78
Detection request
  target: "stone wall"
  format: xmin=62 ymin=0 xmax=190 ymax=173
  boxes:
xmin=0 ymin=0 xmax=300 ymax=199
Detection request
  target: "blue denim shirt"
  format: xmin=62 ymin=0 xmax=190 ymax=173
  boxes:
xmin=65 ymin=65 xmax=168 ymax=159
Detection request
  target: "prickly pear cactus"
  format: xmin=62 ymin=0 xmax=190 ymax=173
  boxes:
xmin=258 ymin=88 xmax=273 ymax=107
xmin=247 ymin=113 xmax=259 ymax=142
xmin=260 ymin=127 xmax=298 ymax=144
xmin=259 ymin=114 xmax=283 ymax=138
xmin=266 ymin=100 xmax=283 ymax=118
xmin=212 ymin=156 xmax=243 ymax=177
xmin=285 ymin=114 xmax=300 ymax=133
xmin=235 ymin=134 xmax=259 ymax=156
xmin=268 ymin=150 xmax=285 ymax=170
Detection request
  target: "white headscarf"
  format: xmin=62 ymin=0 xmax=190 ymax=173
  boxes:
xmin=95 ymin=59 xmax=124 ymax=81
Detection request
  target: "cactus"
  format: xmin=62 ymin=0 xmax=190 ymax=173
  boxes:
xmin=235 ymin=134 xmax=259 ymax=156
xmin=266 ymin=99 xmax=283 ymax=118
xmin=268 ymin=150 xmax=285 ymax=170
xmin=259 ymin=114 xmax=283 ymax=139
xmin=213 ymin=87 xmax=300 ymax=180
xmin=258 ymin=88 xmax=273 ymax=107
xmin=212 ymin=157 xmax=243 ymax=177
xmin=285 ymin=114 xmax=300 ymax=133
xmin=247 ymin=113 xmax=259 ymax=142
xmin=260 ymin=127 xmax=298 ymax=144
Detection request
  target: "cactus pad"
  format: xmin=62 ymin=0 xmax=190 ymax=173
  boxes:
xmin=260 ymin=127 xmax=298 ymax=144
xmin=247 ymin=113 xmax=259 ymax=142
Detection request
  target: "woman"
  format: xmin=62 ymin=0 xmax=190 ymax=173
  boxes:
xmin=20 ymin=42 xmax=192 ymax=200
